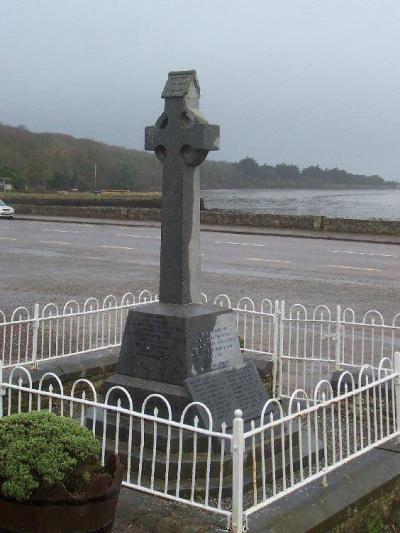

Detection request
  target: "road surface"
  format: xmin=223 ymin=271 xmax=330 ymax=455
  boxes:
xmin=0 ymin=218 xmax=399 ymax=319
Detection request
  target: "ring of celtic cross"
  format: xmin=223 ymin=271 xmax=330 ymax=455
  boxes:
xmin=145 ymin=107 xmax=219 ymax=168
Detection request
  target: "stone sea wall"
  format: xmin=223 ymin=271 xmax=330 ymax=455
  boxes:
xmin=15 ymin=204 xmax=162 ymax=221
xmin=322 ymin=216 xmax=400 ymax=235
xmin=203 ymin=210 xmax=400 ymax=235
xmin=12 ymin=203 xmax=400 ymax=236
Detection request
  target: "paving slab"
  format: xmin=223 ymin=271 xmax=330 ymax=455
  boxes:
xmin=113 ymin=488 xmax=227 ymax=533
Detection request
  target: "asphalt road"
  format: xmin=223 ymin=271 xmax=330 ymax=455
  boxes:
xmin=1 ymin=218 xmax=399 ymax=319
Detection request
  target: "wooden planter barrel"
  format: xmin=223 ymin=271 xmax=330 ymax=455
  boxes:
xmin=0 ymin=455 xmax=124 ymax=533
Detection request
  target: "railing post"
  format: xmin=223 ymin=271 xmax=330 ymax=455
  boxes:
xmin=31 ymin=303 xmax=40 ymax=369
xmin=272 ymin=300 xmax=280 ymax=398
xmin=394 ymin=352 xmax=400 ymax=434
xmin=0 ymin=360 xmax=4 ymax=418
xmin=335 ymin=305 xmax=342 ymax=370
xmin=231 ymin=409 xmax=245 ymax=533
xmin=278 ymin=300 xmax=285 ymax=398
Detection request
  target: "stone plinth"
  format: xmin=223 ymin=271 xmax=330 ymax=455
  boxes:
xmin=105 ymin=302 xmax=249 ymax=418
xmin=117 ymin=302 xmax=241 ymax=383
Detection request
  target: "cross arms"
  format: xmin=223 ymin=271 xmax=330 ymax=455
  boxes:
xmin=145 ymin=122 xmax=220 ymax=154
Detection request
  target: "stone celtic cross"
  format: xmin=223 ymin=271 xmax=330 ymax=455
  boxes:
xmin=145 ymin=71 xmax=219 ymax=305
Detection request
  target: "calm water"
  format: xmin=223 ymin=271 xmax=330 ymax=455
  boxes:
xmin=202 ymin=188 xmax=400 ymax=220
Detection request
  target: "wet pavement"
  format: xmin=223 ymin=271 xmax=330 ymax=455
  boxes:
xmin=1 ymin=217 xmax=400 ymax=319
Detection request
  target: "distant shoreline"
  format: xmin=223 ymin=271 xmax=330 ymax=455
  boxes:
xmin=1 ymin=124 xmax=396 ymax=191
xmin=200 ymin=185 xmax=399 ymax=191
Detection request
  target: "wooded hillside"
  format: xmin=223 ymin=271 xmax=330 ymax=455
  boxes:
xmin=0 ymin=124 xmax=396 ymax=190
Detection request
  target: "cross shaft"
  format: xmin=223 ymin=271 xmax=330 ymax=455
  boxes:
xmin=145 ymin=71 xmax=219 ymax=305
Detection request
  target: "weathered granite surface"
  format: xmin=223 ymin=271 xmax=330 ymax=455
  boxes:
xmin=186 ymin=360 xmax=271 ymax=429
xmin=116 ymin=302 xmax=241 ymax=384
xmin=106 ymin=71 xmax=267 ymax=431
xmin=145 ymin=70 xmax=219 ymax=305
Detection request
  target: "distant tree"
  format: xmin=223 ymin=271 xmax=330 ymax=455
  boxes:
xmin=114 ymin=163 xmax=136 ymax=190
xmin=1 ymin=166 xmax=26 ymax=190
xmin=301 ymin=165 xmax=323 ymax=181
xmin=0 ymin=123 xmax=392 ymax=191
xmin=259 ymin=164 xmax=276 ymax=178
xmin=235 ymin=157 xmax=259 ymax=180
xmin=47 ymin=172 xmax=73 ymax=190
xmin=275 ymin=163 xmax=300 ymax=181
xmin=17 ymin=124 xmax=29 ymax=131
xmin=366 ymin=174 xmax=385 ymax=186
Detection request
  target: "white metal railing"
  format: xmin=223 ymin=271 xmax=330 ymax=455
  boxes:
xmin=278 ymin=302 xmax=400 ymax=397
xmin=0 ymin=361 xmax=233 ymax=527
xmin=1 ymin=291 xmax=400 ymax=398
xmin=0 ymin=291 xmax=276 ymax=369
xmin=0 ymin=290 xmax=157 ymax=368
xmin=1 ymin=355 xmax=399 ymax=533
xmin=242 ymin=356 xmax=400 ymax=529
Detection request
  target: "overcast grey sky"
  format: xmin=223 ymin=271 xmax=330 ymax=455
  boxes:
xmin=1 ymin=1 xmax=399 ymax=179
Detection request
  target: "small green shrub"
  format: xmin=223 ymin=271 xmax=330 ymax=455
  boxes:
xmin=0 ymin=411 xmax=101 ymax=501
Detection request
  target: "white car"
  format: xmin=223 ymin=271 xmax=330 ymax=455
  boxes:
xmin=0 ymin=200 xmax=14 ymax=219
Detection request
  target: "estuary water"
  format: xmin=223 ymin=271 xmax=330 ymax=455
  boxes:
xmin=201 ymin=188 xmax=400 ymax=220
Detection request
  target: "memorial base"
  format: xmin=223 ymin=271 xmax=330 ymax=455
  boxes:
xmin=105 ymin=301 xmax=274 ymax=427
xmin=105 ymin=301 xmax=274 ymax=428
xmin=98 ymin=303 xmax=322 ymax=494
xmin=114 ymin=302 xmax=243 ymax=385
xmin=105 ymin=373 xmax=190 ymax=417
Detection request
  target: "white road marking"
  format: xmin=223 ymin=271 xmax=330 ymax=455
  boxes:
xmin=101 ymin=245 xmax=135 ymax=251
xmin=42 ymin=229 xmax=80 ymax=234
xmin=0 ymin=226 xmax=9 ymax=229
xmin=328 ymin=250 xmax=394 ymax=258
xmin=247 ymin=257 xmax=290 ymax=264
xmin=40 ymin=240 xmax=71 ymax=245
xmin=327 ymin=264 xmax=382 ymax=272
xmin=215 ymin=240 xmax=265 ymax=247
xmin=117 ymin=233 xmax=159 ymax=239
xmin=0 ymin=237 xmax=17 ymax=241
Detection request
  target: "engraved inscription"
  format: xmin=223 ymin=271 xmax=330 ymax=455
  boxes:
xmin=188 ymin=373 xmax=231 ymax=425
xmin=185 ymin=362 xmax=271 ymax=430
xmin=125 ymin=314 xmax=184 ymax=359
xmin=118 ymin=306 xmax=242 ymax=385
xmin=191 ymin=315 xmax=240 ymax=374
xmin=209 ymin=326 xmax=236 ymax=368
xmin=226 ymin=364 xmax=270 ymax=422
